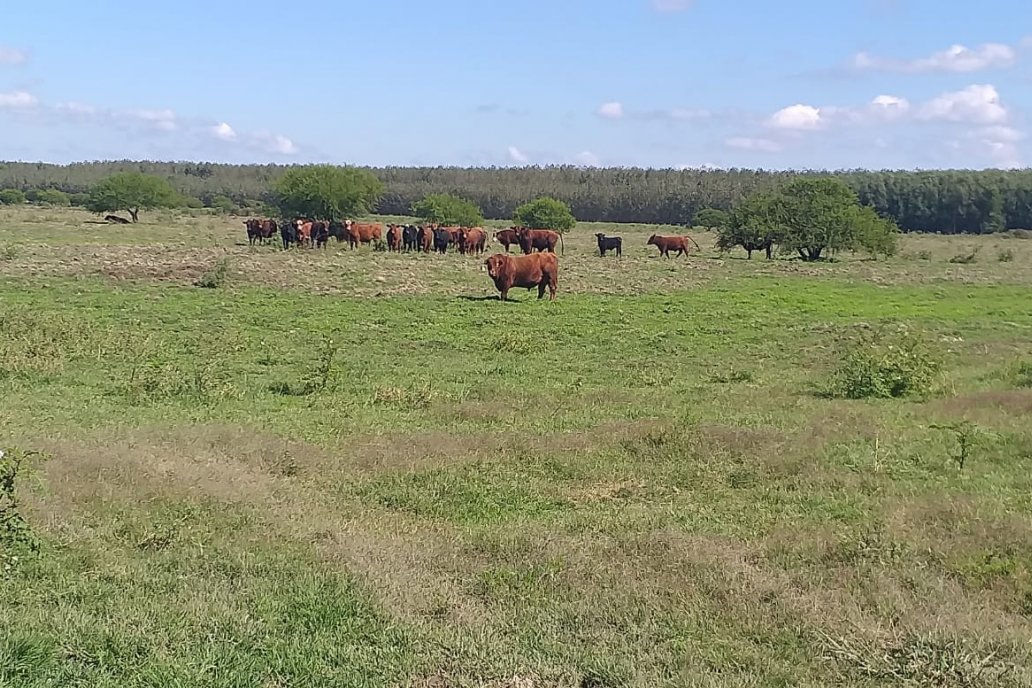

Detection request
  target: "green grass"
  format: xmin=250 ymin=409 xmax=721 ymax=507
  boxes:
xmin=2 ymin=207 xmax=1032 ymax=686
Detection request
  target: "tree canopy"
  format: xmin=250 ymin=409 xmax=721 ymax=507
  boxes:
xmin=726 ymin=177 xmax=900 ymax=261
xmin=4 ymin=160 xmax=1032 ymax=234
xmin=411 ymin=193 xmax=484 ymax=226
xmin=85 ymin=172 xmax=178 ymax=222
xmin=514 ymin=196 xmax=576 ymax=232
xmin=693 ymin=208 xmax=730 ymax=229
xmin=274 ymin=165 xmax=383 ymax=221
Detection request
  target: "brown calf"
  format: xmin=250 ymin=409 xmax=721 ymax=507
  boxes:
xmin=646 ymin=233 xmax=701 ymax=257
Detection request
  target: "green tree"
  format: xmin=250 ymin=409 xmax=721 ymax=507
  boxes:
xmin=411 ymin=193 xmax=484 ymax=226
xmin=693 ymin=208 xmax=730 ymax=229
xmin=718 ymin=193 xmax=780 ymax=259
xmin=514 ymin=196 xmax=576 ymax=232
xmin=85 ymin=172 xmax=178 ymax=222
xmin=274 ymin=165 xmax=383 ymax=220
xmin=852 ymin=205 xmax=900 ymax=258
xmin=766 ymin=178 xmax=871 ymax=261
xmin=32 ymin=189 xmax=70 ymax=206
xmin=68 ymin=192 xmax=91 ymax=207
xmin=0 ymin=189 xmax=26 ymax=205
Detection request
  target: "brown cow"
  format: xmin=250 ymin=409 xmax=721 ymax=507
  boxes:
xmin=294 ymin=219 xmax=314 ymax=248
xmin=514 ymin=227 xmax=564 ymax=255
xmin=485 ymin=252 xmax=559 ymax=302
xmin=646 ymin=233 xmax=701 ymax=258
xmin=386 ymin=224 xmax=404 ymax=252
xmin=344 ymin=220 xmax=383 ymax=249
xmin=459 ymin=227 xmax=487 ymax=256
xmin=494 ymin=228 xmax=518 ymax=252
xmin=417 ymin=225 xmax=435 ymax=253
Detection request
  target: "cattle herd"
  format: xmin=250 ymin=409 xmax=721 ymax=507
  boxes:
xmin=242 ymin=217 xmax=701 ymax=301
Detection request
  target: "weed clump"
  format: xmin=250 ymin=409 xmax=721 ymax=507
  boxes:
xmin=832 ymin=327 xmax=942 ymax=400
xmin=196 ymin=257 xmax=229 ymax=288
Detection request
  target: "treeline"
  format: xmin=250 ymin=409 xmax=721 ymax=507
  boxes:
xmin=2 ymin=160 xmax=1031 ymax=234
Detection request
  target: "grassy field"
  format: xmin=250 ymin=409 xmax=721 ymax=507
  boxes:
xmin=2 ymin=206 xmax=1032 ymax=687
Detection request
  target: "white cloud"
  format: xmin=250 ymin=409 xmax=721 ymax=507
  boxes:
xmin=852 ymin=43 xmax=1016 ymax=73
xmin=918 ymin=84 xmax=1007 ymax=125
xmin=55 ymin=101 xmax=97 ymax=116
xmin=507 ymin=146 xmax=529 ymax=163
xmin=573 ymin=150 xmax=601 ymax=166
xmin=769 ymin=104 xmax=823 ymax=130
xmin=0 ymin=47 xmax=27 ymax=66
xmin=249 ymin=132 xmax=297 ymax=155
xmin=211 ymin=122 xmax=237 ymax=142
xmin=127 ymin=108 xmax=177 ymax=131
xmin=0 ymin=91 xmax=37 ymax=109
xmin=973 ymin=126 xmax=1025 ymax=169
xmin=651 ymin=0 xmax=693 ymax=11
xmin=597 ymin=101 xmax=625 ymax=119
xmin=726 ymin=137 xmax=783 ymax=153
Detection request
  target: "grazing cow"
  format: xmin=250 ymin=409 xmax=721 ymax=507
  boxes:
xmin=460 ymin=227 xmax=487 ymax=256
xmin=105 ymin=214 xmax=131 ymax=224
xmin=595 ymin=233 xmax=622 ymax=257
xmin=418 ymin=225 xmax=435 ymax=253
xmin=402 ymin=225 xmax=419 ymax=252
xmin=386 ymin=224 xmax=404 ymax=252
xmin=514 ymin=227 xmax=564 ymax=255
xmin=485 ymin=252 xmax=559 ymax=302
xmin=646 ymin=233 xmax=701 ymax=258
xmin=433 ymin=227 xmax=452 ymax=254
xmin=312 ymin=220 xmax=330 ymax=249
xmin=493 ymin=228 xmax=519 ymax=252
xmin=280 ymin=220 xmax=298 ymax=249
xmin=344 ymin=220 xmax=383 ymax=249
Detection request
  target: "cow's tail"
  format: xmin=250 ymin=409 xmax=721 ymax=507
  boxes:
xmin=559 ymin=232 xmax=565 ymax=256
xmin=687 ymin=234 xmax=701 ymax=252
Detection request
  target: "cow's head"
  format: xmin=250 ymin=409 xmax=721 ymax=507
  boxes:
xmin=646 ymin=234 xmax=658 ymax=245
xmin=595 ymin=233 xmax=606 ymax=241
xmin=485 ymin=254 xmax=508 ymax=278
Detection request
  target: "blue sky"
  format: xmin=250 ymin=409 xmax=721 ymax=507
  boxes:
xmin=2 ymin=0 xmax=1030 ymax=169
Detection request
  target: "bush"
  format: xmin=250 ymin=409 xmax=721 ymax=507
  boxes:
xmin=210 ymin=195 xmax=237 ymax=214
xmin=832 ymin=327 xmax=942 ymax=399
xmin=949 ymin=247 xmax=980 ymax=264
xmin=997 ymin=248 xmax=1015 ymax=262
xmin=195 ymin=258 xmax=229 ymax=288
xmin=0 ymin=189 xmax=26 ymax=205
xmin=514 ymin=196 xmax=576 ymax=232
xmin=31 ymin=189 xmax=70 ymax=206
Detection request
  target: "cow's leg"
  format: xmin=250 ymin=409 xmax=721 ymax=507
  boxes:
xmin=538 ymin=281 xmax=547 ymax=299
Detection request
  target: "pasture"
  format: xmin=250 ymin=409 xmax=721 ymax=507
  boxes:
xmin=2 ymin=206 xmax=1032 ymax=687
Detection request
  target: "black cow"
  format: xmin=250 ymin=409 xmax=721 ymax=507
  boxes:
xmin=280 ymin=220 xmax=298 ymax=250
xmin=329 ymin=220 xmax=348 ymax=243
xmin=595 ymin=233 xmax=622 ymax=257
xmin=433 ymin=228 xmax=451 ymax=254
xmin=403 ymin=225 xmax=419 ymax=252
xmin=313 ymin=221 xmax=330 ymax=249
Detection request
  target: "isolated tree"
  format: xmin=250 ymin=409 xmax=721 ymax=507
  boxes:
xmin=514 ymin=196 xmax=576 ymax=232
xmin=753 ymin=177 xmax=882 ymax=261
xmin=0 ymin=189 xmax=26 ymax=205
xmin=693 ymin=208 xmax=730 ymax=229
xmin=274 ymin=165 xmax=383 ymax=221
xmin=411 ymin=193 xmax=484 ymax=226
xmin=86 ymin=172 xmax=178 ymax=222
xmin=718 ymin=193 xmax=780 ymax=259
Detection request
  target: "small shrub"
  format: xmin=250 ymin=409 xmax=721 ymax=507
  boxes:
xmin=930 ymin=421 xmax=999 ymax=470
xmin=949 ymin=247 xmax=980 ymax=264
xmin=709 ymin=367 xmax=755 ymax=384
xmin=998 ymin=248 xmax=1015 ymax=262
xmin=196 ymin=258 xmax=229 ymax=288
xmin=0 ymin=245 xmax=18 ymax=262
xmin=832 ymin=327 xmax=942 ymax=400
xmin=0 ymin=189 xmax=26 ymax=205
xmin=1 ymin=447 xmax=47 ymax=573
xmin=916 ymin=250 xmax=932 ymax=261
xmin=1014 ymin=361 xmax=1032 ymax=388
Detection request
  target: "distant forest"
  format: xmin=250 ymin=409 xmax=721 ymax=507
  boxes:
xmin=2 ymin=160 xmax=1031 ymax=234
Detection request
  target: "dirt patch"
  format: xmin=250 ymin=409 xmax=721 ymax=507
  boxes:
xmin=932 ymin=389 xmax=1032 ymax=419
